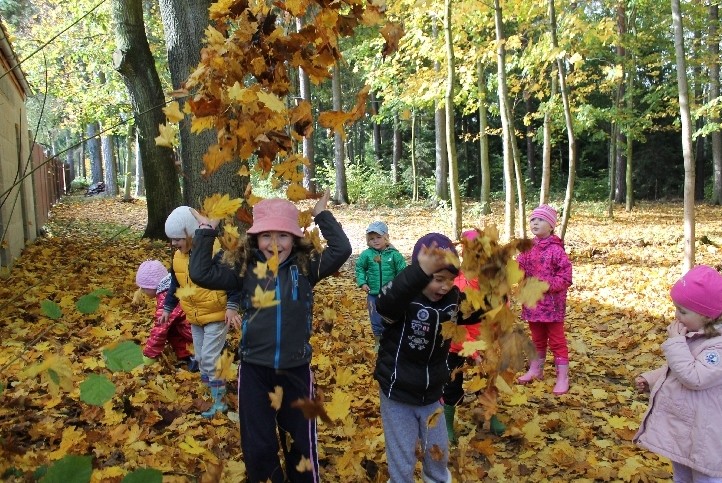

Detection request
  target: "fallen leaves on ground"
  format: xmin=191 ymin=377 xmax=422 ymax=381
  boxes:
xmin=2 ymin=196 xmax=722 ymax=481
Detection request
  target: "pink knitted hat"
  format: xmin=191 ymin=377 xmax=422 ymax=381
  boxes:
xmin=247 ymin=198 xmax=303 ymax=237
xmin=670 ymin=265 xmax=722 ymax=319
xmin=136 ymin=260 xmax=168 ymax=289
xmin=530 ymin=204 xmax=557 ymax=229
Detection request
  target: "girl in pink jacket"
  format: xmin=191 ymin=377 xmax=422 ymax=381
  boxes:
xmin=634 ymin=265 xmax=722 ymax=481
xmin=516 ymin=205 xmax=573 ymax=395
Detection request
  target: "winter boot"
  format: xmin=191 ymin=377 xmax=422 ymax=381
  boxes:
xmin=518 ymin=354 xmax=545 ymax=384
xmin=489 ymin=414 xmax=506 ymax=436
xmin=553 ymin=362 xmax=569 ymax=395
xmin=443 ymin=404 xmax=457 ymax=444
xmin=201 ymin=385 xmax=228 ymax=418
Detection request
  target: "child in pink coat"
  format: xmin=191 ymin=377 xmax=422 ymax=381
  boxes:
xmin=135 ymin=260 xmax=194 ymax=368
xmin=516 ymin=205 xmax=573 ymax=395
xmin=634 ymin=265 xmax=722 ymax=481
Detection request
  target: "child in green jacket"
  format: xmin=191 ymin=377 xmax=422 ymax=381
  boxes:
xmin=355 ymin=221 xmax=406 ymax=348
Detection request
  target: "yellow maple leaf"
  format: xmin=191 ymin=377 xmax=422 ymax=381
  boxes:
xmin=175 ymin=285 xmax=197 ymax=301
xmin=459 ymin=339 xmax=488 ymax=357
xmin=163 ymin=101 xmax=184 ymax=123
xmin=296 ymin=455 xmax=314 ymax=473
xmin=305 ymin=227 xmax=323 ymax=252
xmin=334 ymin=366 xmax=357 ymax=386
xmin=269 ymin=385 xmax=284 ymax=410
xmin=517 ymin=276 xmax=549 ymax=308
xmin=505 ymin=258 xmax=524 ymax=285
xmin=179 ymin=435 xmax=207 ymax=455
xmin=298 ymin=210 xmax=313 ymax=230
xmin=20 ymin=354 xmax=74 ymax=396
xmin=257 ymin=90 xmax=286 ymax=112
xmin=440 ymin=321 xmax=468 ymax=343
xmin=326 ymin=389 xmax=352 ymax=421
xmin=286 ymin=182 xmax=309 ymax=202
xmin=154 ymin=123 xmax=177 ymax=148
xmin=202 ymin=144 xmax=233 ymax=176
xmin=464 ymin=374 xmax=485 ymax=393
xmin=238 ymin=164 xmax=251 ymax=177
xmin=252 ymin=285 xmax=279 ymax=309
xmin=191 ymin=115 xmax=215 ymax=134
xmin=214 ymin=350 xmax=236 ymax=381
xmin=253 ymin=261 xmax=269 ymax=279
xmin=147 ymin=380 xmax=178 ymax=403
xmin=506 ymin=391 xmax=528 ymax=406
xmin=202 ymin=193 xmax=242 ymax=220
xmin=267 ymin=252 xmax=279 ymax=277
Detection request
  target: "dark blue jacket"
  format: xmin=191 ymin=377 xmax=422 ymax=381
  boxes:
xmin=189 ymin=210 xmax=351 ymax=369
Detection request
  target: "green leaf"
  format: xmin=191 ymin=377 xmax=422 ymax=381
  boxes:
xmin=89 ymin=288 xmax=113 ymax=298
xmin=40 ymin=455 xmax=92 ymax=483
xmin=122 ymin=468 xmax=163 ymax=483
xmin=103 ymin=341 xmax=143 ymax=372
xmin=79 ymin=374 xmax=116 ymax=406
xmin=75 ymin=294 xmax=101 ymax=314
xmin=47 ymin=368 xmax=60 ymax=385
xmin=41 ymin=300 xmax=62 ymax=320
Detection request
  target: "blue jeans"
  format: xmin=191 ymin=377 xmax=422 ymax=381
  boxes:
xmin=367 ymin=294 xmax=384 ymax=337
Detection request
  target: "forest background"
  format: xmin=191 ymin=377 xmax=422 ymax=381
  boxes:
xmin=2 ymin=0 xmax=722 ymax=480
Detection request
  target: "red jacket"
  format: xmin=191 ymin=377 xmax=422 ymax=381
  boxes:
xmin=449 ymin=272 xmax=481 ymax=355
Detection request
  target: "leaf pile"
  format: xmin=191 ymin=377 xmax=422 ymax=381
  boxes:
xmin=2 ymin=197 xmax=722 ymax=481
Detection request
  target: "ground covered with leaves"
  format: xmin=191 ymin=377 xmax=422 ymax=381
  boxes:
xmin=2 ymin=196 xmax=722 ymax=482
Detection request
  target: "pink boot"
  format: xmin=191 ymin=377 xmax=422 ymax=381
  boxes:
xmin=518 ymin=357 xmax=544 ymax=384
xmin=553 ymin=363 xmax=569 ymax=395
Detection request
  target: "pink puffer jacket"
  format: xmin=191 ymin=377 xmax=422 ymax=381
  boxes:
xmin=634 ymin=330 xmax=722 ymax=477
xmin=516 ymin=234 xmax=572 ymax=323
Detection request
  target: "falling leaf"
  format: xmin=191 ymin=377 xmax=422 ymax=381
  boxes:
xmin=154 ymin=123 xmax=177 ymax=148
xmin=214 ymin=350 xmax=236 ymax=380
xmin=251 ymin=285 xmax=279 ymax=309
xmin=163 ymin=101 xmax=185 ymax=123
xmin=440 ymin=321 xmax=467 ymax=343
xmin=291 ymin=394 xmax=332 ymax=424
xmin=296 ymin=455 xmax=314 ymax=473
xmin=203 ymin=194 xmax=243 ymax=219
xmin=269 ymin=385 xmax=284 ymax=410
xmin=517 ymin=276 xmax=549 ymax=308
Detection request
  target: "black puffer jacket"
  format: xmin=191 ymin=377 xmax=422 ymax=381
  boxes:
xmin=189 ymin=210 xmax=351 ymax=369
xmin=374 ymin=264 xmax=478 ymax=405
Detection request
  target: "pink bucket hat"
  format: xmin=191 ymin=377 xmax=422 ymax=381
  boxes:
xmin=247 ymin=198 xmax=303 ymax=237
xmin=136 ymin=260 xmax=168 ymax=289
xmin=530 ymin=204 xmax=557 ymax=229
xmin=670 ymin=265 xmax=722 ymax=319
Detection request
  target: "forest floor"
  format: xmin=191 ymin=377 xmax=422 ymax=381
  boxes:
xmin=2 ymin=194 xmax=722 ymax=482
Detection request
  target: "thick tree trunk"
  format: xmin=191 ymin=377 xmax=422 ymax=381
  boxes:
xmin=710 ymin=4 xmax=722 ymax=204
xmin=158 ymin=0 xmax=243 ymax=205
xmin=444 ymin=0 xmax=461 ymax=238
xmin=478 ymin=62 xmax=491 ymax=214
xmin=671 ymin=0 xmax=696 ymax=270
xmin=112 ymin=0 xmax=181 ymax=238
xmin=297 ymin=18 xmax=317 ymax=195
xmin=101 ymin=134 xmax=118 ymax=196
xmin=86 ymin=122 xmax=103 ymax=184
xmin=332 ymin=62 xmax=348 ymax=204
xmin=540 ymin=69 xmax=556 ymax=205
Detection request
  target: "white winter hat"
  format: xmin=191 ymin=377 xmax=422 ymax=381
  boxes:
xmin=165 ymin=206 xmax=197 ymax=239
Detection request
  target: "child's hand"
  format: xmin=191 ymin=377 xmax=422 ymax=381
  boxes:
xmin=416 ymin=243 xmax=451 ymax=275
xmin=667 ymin=321 xmax=688 ymax=337
xmin=189 ymin=207 xmax=220 ymax=229
xmin=635 ymin=376 xmax=650 ymax=393
xmin=312 ymin=188 xmax=331 ymax=216
xmin=159 ymin=311 xmax=170 ymax=324
xmin=226 ymin=308 xmax=241 ymax=330
xmin=361 ymin=284 xmax=370 ymax=293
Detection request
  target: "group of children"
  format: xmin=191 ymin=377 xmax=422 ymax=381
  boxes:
xmin=133 ymin=197 xmax=722 ymax=482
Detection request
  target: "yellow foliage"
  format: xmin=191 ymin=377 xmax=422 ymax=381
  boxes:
xmin=251 ymin=285 xmax=279 ymax=309
xmin=202 ymin=194 xmax=243 ymax=219
xmin=269 ymin=386 xmax=283 ymax=410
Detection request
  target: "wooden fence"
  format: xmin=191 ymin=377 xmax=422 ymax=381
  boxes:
xmin=31 ymin=143 xmax=67 ymax=231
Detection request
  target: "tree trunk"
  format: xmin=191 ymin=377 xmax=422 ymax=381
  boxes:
xmin=102 ymin=133 xmax=118 ymax=196
xmin=478 ymin=61 xmax=491 ymax=214
xmin=158 ymin=0 xmax=243 ymax=206
xmin=444 ymin=0 xmax=462 ymax=238
xmin=625 ymin=50 xmax=634 ymax=211
xmin=494 ymin=0 xmax=516 ymax=240
xmin=297 ymin=17 xmax=317 ymax=195
xmin=614 ymin=1 xmax=626 ymax=205
xmin=671 ymin=0 xmax=696 ymax=270
xmin=607 ymin=121 xmax=617 ymax=217
xmin=332 ymin=62 xmax=348 ymax=204
xmin=711 ymin=4 xmax=722 ymax=204
xmin=392 ymin=114 xmax=401 ymax=184
xmin=112 ymin=0 xmax=181 ymax=238
xmin=433 ymin=19 xmax=449 ymax=202
xmin=86 ymin=122 xmax=103 ymax=184
xmin=540 ymin=68 xmax=556 ymax=205
xmin=525 ymin=91 xmax=536 ymax=186
xmin=411 ymin=109 xmax=418 ymax=201
xmin=550 ymin=0 xmax=577 ymax=241
xmin=370 ymin=91 xmax=382 ymax=162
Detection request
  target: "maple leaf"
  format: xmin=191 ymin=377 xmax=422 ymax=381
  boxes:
xmin=202 ymin=194 xmax=243 ymax=219
xmin=326 ymin=389 xmax=351 ymax=421
xmin=257 ymin=90 xmax=286 ymax=112
xmin=517 ymin=276 xmax=549 ymax=308
xmin=296 ymin=455 xmax=314 ymax=473
xmin=269 ymin=385 xmax=283 ymax=410
xmin=286 ymin=182 xmax=309 ymax=201
xmin=202 ymin=144 xmax=234 ymax=177
xmin=298 ymin=210 xmax=313 ymax=230
xmin=154 ymin=123 xmax=177 ymax=148
xmin=267 ymin=252 xmax=279 ymax=277
xmin=214 ymin=350 xmax=236 ymax=380
xmin=499 ymin=324 xmax=538 ymax=372
xmin=380 ymin=21 xmax=404 ymax=58
xmin=291 ymin=394 xmax=332 ymax=424
xmin=458 ymin=339 xmax=488 ymax=357
xmin=21 ymin=354 xmax=74 ymax=396
xmin=440 ymin=321 xmax=467 ymax=343
xmin=253 ymin=261 xmax=269 ymax=279
xmin=163 ymin=101 xmax=184 ymax=123
xmin=251 ymin=285 xmax=279 ymax=309
xmin=179 ymin=435 xmax=208 ymax=456
xmin=305 ymin=227 xmax=324 ymax=252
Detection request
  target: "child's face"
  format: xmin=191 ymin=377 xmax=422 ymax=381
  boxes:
xmin=170 ymin=237 xmax=191 ymax=254
xmin=422 ymin=269 xmax=455 ymax=301
xmin=257 ymin=231 xmax=295 ymax=263
xmin=368 ymin=232 xmax=387 ymax=250
xmin=141 ymin=288 xmax=156 ymax=298
xmin=529 ymin=217 xmax=553 ymax=238
xmin=674 ymin=304 xmax=710 ymax=332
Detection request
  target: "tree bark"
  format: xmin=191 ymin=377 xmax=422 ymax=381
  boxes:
xmin=370 ymin=91 xmax=382 ymax=162
xmin=392 ymin=114 xmax=401 ymax=184
xmin=478 ymin=61 xmax=491 ymax=214
xmin=540 ymin=68 xmax=556 ymax=205
xmin=433 ymin=19 xmax=449 ymax=202
xmin=444 ymin=0 xmax=462 ymax=238
xmin=671 ymin=0 xmax=696 ymax=270
xmin=710 ymin=4 xmax=722 ymax=204
xmin=86 ymin=122 xmax=103 ymax=184
xmin=332 ymin=62 xmax=348 ymax=204
xmin=297 ymin=17 xmax=317 ymax=195
xmin=101 ymin=133 xmax=118 ymax=196
xmin=112 ymin=0 xmax=181 ymax=238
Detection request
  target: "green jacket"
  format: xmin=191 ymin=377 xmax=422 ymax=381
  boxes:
xmin=355 ymin=246 xmax=407 ymax=295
